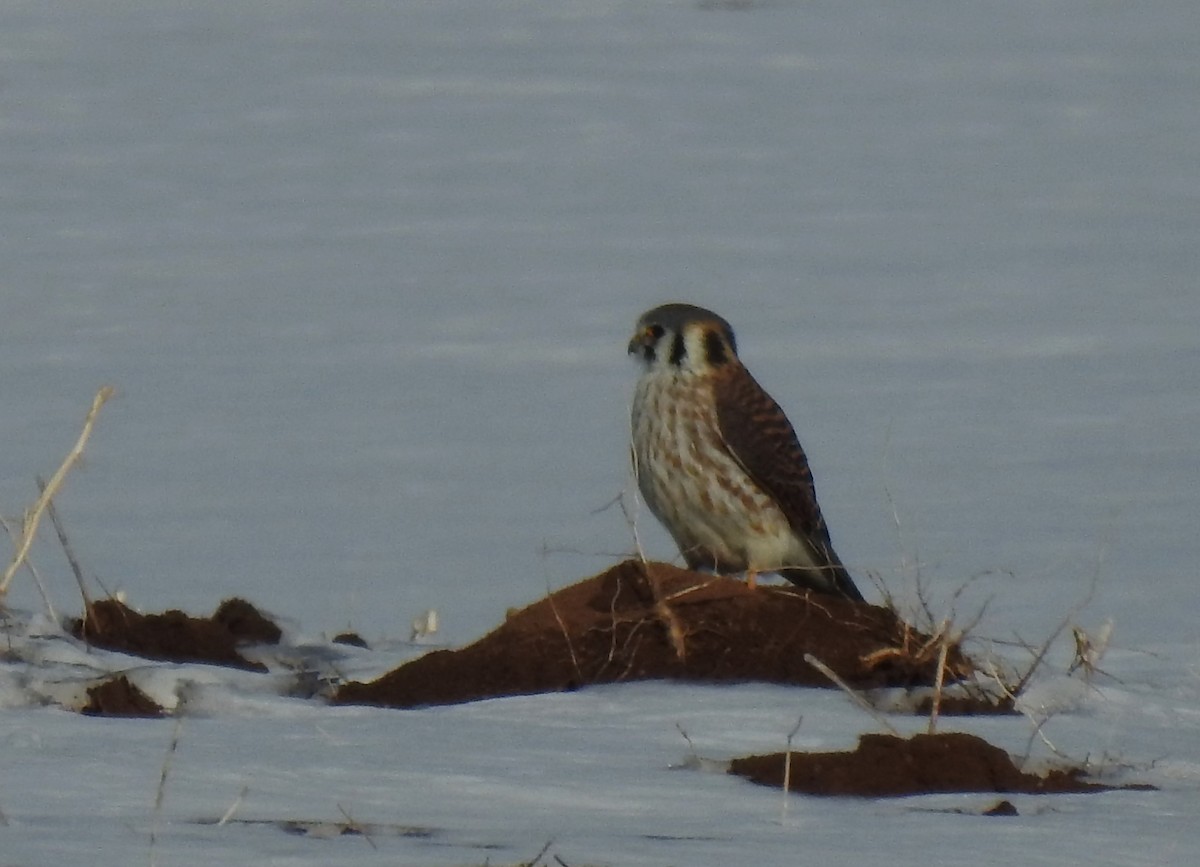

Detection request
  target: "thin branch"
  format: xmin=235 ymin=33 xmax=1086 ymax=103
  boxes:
xmin=0 ymin=515 xmax=56 ymax=621
xmin=523 ymin=838 xmax=555 ymax=867
xmin=804 ymin=653 xmax=901 ymax=736
xmin=149 ymin=714 xmax=184 ymax=866
xmin=927 ymin=625 xmax=951 ymax=735
xmin=546 ymin=588 xmax=583 ymax=684
xmin=336 ymin=803 xmax=377 ymax=850
xmin=781 ymin=715 xmax=803 ymax=822
xmin=1 ymin=386 xmax=114 ymax=597
xmin=37 ymin=475 xmax=94 ymax=621
xmin=217 ymin=785 xmax=250 ymax=827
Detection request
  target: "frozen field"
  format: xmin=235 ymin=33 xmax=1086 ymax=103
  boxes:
xmin=1 ymin=1 xmax=1197 ymax=864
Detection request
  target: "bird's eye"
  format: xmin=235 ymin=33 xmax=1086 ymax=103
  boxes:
xmin=647 ymin=324 xmax=665 ymax=341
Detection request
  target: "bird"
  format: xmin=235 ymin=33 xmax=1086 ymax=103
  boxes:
xmin=627 ymin=302 xmax=864 ymax=602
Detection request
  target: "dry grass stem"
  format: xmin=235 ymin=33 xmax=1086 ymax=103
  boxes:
xmin=217 ymin=785 xmax=250 ymax=827
xmin=622 ymin=488 xmax=649 ymax=566
xmin=1009 ymin=533 xmax=1108 ymax=696
xmin=625 ymin=432 xmax=650 ymax=565
xmin=337 ymin=803 xmax=378 ymax=850
xmin=660 ymin=576 xmax=722 ymax=603
xmin=0 ymin=515 xmax=57 ymax=621
xmin=149 ymin=713 xmax=184 ymax=866
xmin=1 ymin=386 xmax=114 ymax=599
xmin=927 ymin=626 xmax=952 ymax=735
xmin=546 ymin=589 xmax=583 ymax=684
xmin=1069 ymin=619 xmax=1115 ymax=681
xmin=37 ymin=475 xmax=94 ymax=621
xmin=804 ymin=653 xmax=901 ymax=736
xmin=653 ymin=599 xmax=687 ymax=661
xmin=522 ymin=838 xmax=556 ymax=867
xmin=977 ymin=655 xmax=1067 ymax=768
xmin=674 ymin=722 xmax=698 ymax=762
xmin=781 ymin=714 xmax=803 ymax=822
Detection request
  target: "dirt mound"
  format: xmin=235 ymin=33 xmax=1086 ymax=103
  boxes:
xmin=81 ymin=675 xmax=164 ymax=718
xmin=212 ymin=597 xmax=283 ymax=644
xmin=335 ymin=559 xmax=971 ymax=709
xmin=729 ymin=731 xmax=1144 ymax=797
xmin=69 ymin=597 xmax=279 ymax=671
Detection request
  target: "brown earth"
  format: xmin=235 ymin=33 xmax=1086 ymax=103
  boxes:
xmin=68 ymin=597 xmax=278 ymax=671
xmin=81 ymin=674 xmax=164 ymax=718
xmin=59 ymin=567 xmax=1148 ymax=799
xmin=728 ymin=731 xmax=1149 ymax=797
xmin=334 ymin=559 xmax=972 ymax=709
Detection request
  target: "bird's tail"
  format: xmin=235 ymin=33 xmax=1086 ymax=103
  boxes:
xmin=778 ymin=562 xmax=865 ymax=603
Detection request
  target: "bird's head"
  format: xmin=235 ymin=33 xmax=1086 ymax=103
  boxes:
xmin=628 ymin=303 xmax=738 ymax=374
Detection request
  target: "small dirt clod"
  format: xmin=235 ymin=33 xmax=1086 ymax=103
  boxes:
xmin=81 ymin=675 xmax=164 ymax=718
xmin=728 ymin=731 xmax=1133 ymax=797
xmin=69 ymin=597 xmax=278 ymax=671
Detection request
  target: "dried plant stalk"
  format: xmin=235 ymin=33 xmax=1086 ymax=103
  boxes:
xmin=1 ymin=386 xmax=114 ymax=598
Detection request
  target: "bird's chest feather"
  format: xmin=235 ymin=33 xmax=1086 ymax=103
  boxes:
xmin=631 ymin=372 xmax=788 ymax=556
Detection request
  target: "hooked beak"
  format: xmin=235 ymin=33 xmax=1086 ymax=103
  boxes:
xmin=627 ymin=326 xmax=653 ymax=358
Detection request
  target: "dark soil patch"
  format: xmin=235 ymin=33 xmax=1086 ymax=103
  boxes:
xmin=69 ymin=597 xmax=279 ymax=671
xmin=728 ymin=731 xmax=1149 ymax=797
xmin=212 ymin=597 xmax=282 ymax=644
xmin=81 ymin=675 xmax=164 ymax=718
xmin=983 ymin=799 xmax=1020 ymax=816
xmin=334 ymin=559 xmax=972 ymax=709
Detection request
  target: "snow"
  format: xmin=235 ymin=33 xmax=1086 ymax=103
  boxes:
xmin=1 ymin=0 xmax=1198 ymax=863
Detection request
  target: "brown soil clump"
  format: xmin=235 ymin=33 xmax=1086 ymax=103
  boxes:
xmin=729 ymin=731 xmax=1142 ymax=797
xmin=335 ymin=559 xmax=971 ymax=709
xmin=69 ymin=598 xmax=278 ymax=671
xmin=983 ymin=799 xmax=1020 ymax=816
xmin=81 ymin=675 xmax=164 ymax=718
xmin=213 ymin=597 xmax=283 ymax=644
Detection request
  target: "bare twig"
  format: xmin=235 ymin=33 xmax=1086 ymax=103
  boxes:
xmin=978 ymin=656 xmax=1066 ymax=768
xmin=149 ymin=714 xmax=184 ymax=866
xmin=217 ymin=785 xmax=250 ymax=827
xmin=1009 ymin=532 xmax=1109 ymax=696
xmin=879 ymin=418 xmax=926 ymax=607
xmin=927 ymin=626 xmax=951 ymax=735
xmin=654 ymin=598 xmax=687 ymax=661
xmin=660 ymin=576 xmax=722 ymax=603
xmin=1 ymin=386 xmax=114 ymax=598
xmin=675 ymin=722 xmax=698 ymax=762
xmin=781 ymin=715 xmax=803 ymax=822
xmin=0 ymin=515 xmax=57 ymax=621
xmin=336 ymin=803 xmax=377 ymax=850
xmin=37 ymin=475 xmax=95 ymax=622
xmin=804 ymin=653 xmax=901 ymax=736
xmin=523 ymin=838 xmax=555 ymax=867
xmin=1068 ymin=619 xmax=1115 ymax=681
xmin=625 ymin=428 xmax=649 ymax=565
xmin=545 ymin=589 xmax=583 ymax=684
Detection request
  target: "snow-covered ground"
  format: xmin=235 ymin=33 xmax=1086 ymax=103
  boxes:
xmin=1 ymin=0 xmax=1197 ymax=863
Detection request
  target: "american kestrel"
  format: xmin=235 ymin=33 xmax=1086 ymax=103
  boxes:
xmin=627 ymin=303 xmax=864 ymax=602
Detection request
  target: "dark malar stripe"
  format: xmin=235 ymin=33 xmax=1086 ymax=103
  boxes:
xmin=703 ymin=329 xmax=728 ymax=365
xmin=669 ymin=331 xmax=687 ymax=366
